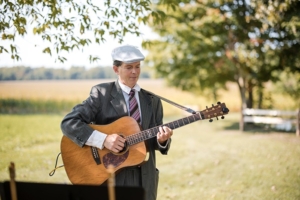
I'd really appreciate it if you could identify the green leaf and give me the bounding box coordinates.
[42,47,52,56]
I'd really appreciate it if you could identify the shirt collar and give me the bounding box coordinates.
[118,79,141,94]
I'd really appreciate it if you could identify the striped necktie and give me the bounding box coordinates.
[129,89,141,124]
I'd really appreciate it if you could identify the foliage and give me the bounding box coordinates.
[143,0,300,109]
[0,0,166,63]
[274,70,300,107]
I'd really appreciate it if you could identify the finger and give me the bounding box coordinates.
[157,131,162,139]
[112,147,119,153]
[163,126,172,133]
[117,141,124,148]
[117,135,126,143]
[162,126,168,131]
[158,126,162,133]
[159,126,165,134]
[115,145,122,152]
[163,126,173,136]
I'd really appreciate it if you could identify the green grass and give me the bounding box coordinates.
[0,114,70,183]
[0,98,77,114]
[1,114,300,200]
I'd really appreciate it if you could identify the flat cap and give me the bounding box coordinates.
[111,44,145,63]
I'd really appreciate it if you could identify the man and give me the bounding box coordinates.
[61,44,173,200]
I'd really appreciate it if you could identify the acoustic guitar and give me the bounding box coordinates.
[61,102,229,185]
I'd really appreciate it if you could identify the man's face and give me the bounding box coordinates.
[113,61,141,88]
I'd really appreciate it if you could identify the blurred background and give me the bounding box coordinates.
[0,0,299,199]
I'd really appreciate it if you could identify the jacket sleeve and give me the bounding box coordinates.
[60,86,103,147]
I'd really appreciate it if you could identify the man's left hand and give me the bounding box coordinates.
[157,126,173,144]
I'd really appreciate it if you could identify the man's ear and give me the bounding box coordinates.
[113,65,119,74]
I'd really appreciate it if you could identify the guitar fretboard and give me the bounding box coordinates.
[126,112,203,146]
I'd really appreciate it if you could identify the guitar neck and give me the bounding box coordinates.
[126,112,203,146]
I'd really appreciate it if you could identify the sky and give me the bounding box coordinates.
[0,25,156,69]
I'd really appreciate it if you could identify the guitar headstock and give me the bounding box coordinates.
[200,102,229,122]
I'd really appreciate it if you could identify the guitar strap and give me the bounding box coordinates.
[142,89,197,114]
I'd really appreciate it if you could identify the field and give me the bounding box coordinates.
[0,79,242,115]
[0,79,300,199]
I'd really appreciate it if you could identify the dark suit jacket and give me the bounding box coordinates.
[61,80,171,200]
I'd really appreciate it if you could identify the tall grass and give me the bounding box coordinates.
[0,79,297,115]
[0,98,76,114]
[0,79,241,115]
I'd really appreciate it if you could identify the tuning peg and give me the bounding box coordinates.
[216,116,219,120]
[221,116,225,119]
[209,119,213,122]
[217,102,221,105]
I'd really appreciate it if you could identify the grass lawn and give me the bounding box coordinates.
[0,113,299,199]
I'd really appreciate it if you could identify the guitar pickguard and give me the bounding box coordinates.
[103,151,129,168]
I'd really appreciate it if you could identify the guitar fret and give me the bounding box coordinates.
[147,131,150,138]
[152,127,158,136]
[187,116,191,123]
[165,122,170,129]
[171,122,175,129]
[131,135,137,144]
[127,137,131,145]
[153,128,157,137]
[175,120,179,128]
[183,117,189,124]
[134,134,139,143]
[144,130,148,138]
[126,136,131,145]
[170,122,175,129]
[174,121,178,128]
[178,119,185,127]
[132,135,135,144]
[188,115,195,123]
[141,131,145,140]
[194,113,201,120]
[164,123,169,129]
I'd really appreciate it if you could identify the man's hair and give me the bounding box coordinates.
[113,60,122,67]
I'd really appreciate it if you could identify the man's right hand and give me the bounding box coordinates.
[103,134,126,153]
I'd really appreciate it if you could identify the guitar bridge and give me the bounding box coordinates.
[90,147,101,165]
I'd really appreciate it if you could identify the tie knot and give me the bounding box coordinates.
[129,89,135,97]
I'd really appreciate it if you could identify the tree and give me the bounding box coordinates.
[0,0,166,63]
[143,0,300,114]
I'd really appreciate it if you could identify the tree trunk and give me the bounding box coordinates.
[247,80,253,108]
[257,85,263,109]
[237,76,247,132]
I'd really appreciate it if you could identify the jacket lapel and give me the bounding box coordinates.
[110,81,128,117]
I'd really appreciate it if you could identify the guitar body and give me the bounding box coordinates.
[61,116,146,185]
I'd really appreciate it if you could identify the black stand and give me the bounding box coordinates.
[0,181,144,200]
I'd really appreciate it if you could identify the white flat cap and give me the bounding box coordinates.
[111,44,145,63]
